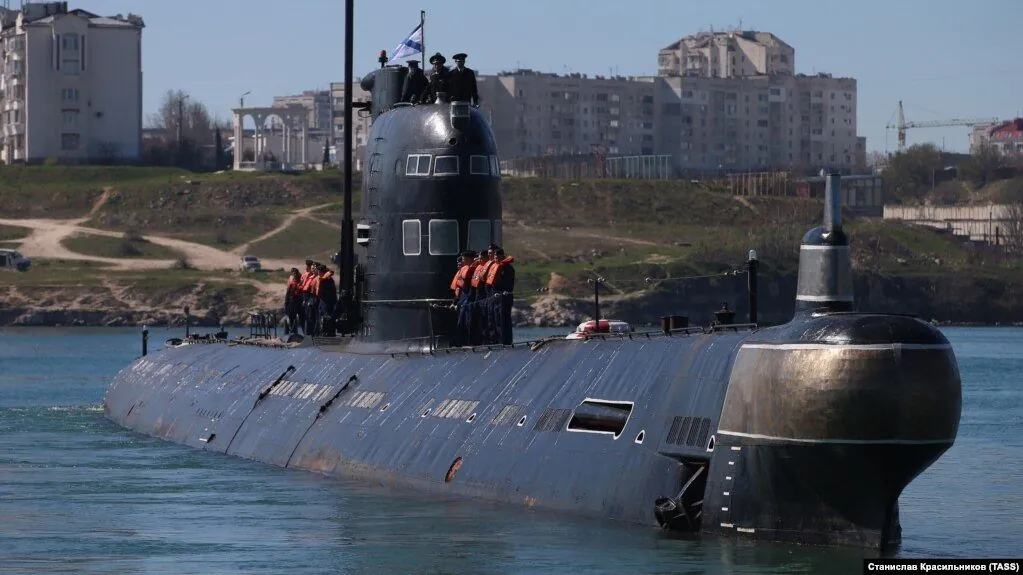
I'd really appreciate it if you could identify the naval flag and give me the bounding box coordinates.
[387,23,424,65]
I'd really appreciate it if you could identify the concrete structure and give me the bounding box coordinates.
[478,70,657,158]
[231,105,313,171]
[328,80,371,167]
[657,30,795,79]
[0,2,144,163]
[884,204,1018,246]
[272,89,330,131]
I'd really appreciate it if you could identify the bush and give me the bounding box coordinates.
[173,257,194,269]
[119,241,142,257]
[123,228,144,242]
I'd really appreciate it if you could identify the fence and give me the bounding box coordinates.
[500,154,673,180]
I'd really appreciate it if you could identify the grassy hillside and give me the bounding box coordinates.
[2,165,1021,325]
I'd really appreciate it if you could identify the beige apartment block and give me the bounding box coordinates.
[0,2,144,163]
[478,70,657,158]
[657,30,795,79]
[272,90,331,131]
[328,81,371,161]
[655,73,859,173]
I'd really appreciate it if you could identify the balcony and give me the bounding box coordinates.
[3,122,25,137]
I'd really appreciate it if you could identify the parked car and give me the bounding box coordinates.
[239,255,261,272]
[0,248,31,271]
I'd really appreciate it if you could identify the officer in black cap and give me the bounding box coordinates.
[426,52,449,103]
[401,59,429,104]
[447,52,479,106]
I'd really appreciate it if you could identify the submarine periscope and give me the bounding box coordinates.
[102,0,961,551]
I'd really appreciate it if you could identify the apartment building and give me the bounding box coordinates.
[657,30,795,79]
[654,29,859,174]
[479,70,656,158]
[0,2,144,163]
[328,81,371,164]
[272,89,330,131]
[655,72,859,172]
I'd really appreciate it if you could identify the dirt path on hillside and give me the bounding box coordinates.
[230,202,337,256]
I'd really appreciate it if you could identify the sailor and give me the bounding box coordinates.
[303,261,322,336]
[401,60,430,104]
[297,259,316,333]
[447,53,479,106]
[426,52,449,103]
[451,250,478,346]
[284,268,303,334]
[484,246,514,344]
[468,249,493,345]
[317,263,338,337]
[493,248,516,345]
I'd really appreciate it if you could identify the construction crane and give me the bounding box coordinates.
[886,100,999,151]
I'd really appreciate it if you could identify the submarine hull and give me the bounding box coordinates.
[103,312,961,549]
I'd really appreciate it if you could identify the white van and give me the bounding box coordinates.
[0,249,31,271]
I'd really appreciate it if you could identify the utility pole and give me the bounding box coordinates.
[176,93,189,166]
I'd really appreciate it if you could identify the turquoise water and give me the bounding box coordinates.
[0,326,1020,574]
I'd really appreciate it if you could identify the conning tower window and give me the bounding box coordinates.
[467,220,491,253]
[406,154,431,176]
[434,155,459,176]
[402,219,422,255]
[490,155,500,176]
[429,220,459,255]
[469,155,490,175]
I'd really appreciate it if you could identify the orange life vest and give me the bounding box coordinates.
[470,260,493,288]
[485,256,514,286]
[300,271,315,293]
[286,277,302,297]
[450,263,475,297]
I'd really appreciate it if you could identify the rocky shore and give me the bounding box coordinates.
[4,270,1023,328]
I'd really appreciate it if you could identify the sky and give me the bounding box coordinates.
[72,0,1023,154]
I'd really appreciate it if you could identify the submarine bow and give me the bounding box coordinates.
[102,16,962,550]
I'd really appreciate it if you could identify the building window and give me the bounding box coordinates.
[402,219,421,256]
[434,155,458,176]
[467,220,490,253]
[405,154,431,176]
[61,88,79,101]
[62,60,80,75]
[469,155,490,175]
[61,34,79,51]
[61,133,80,150]
[428,219,459,256]
[62,110,78,127]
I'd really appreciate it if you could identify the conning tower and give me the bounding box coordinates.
[356,68,502,344]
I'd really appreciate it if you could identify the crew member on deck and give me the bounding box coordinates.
[426,52,449,103]
[302,261,322,336]
[487,247,516,345]
[316,263,338,337]
[284,268,303,334]
[468,249,493,345]
[401,60,430,104]
[451,250,478,346]
[297,259,316,333]
[447,53,479,106]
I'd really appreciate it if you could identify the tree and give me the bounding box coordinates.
[959,141,1009,187]
[881,143,943,203]
[322,137,330,166]
[1004,201,1023,257]
[214,127,224,169]
[146,89,217,147]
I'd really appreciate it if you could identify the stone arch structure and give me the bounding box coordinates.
[231,107,310,171]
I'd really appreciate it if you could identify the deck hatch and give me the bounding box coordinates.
[492,404,524,426]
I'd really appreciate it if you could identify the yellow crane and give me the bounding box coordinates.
[885,100,999,151]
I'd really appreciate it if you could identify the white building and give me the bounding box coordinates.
[0,2,144,164]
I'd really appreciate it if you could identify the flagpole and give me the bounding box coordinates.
[420,10,426,69]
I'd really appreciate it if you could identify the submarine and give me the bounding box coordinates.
[102,0,962,551]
